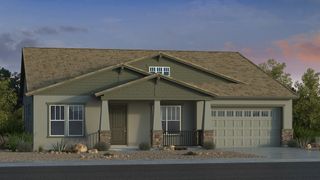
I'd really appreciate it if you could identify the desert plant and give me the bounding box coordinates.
[183,151,198,156]
[202,141,215,150]
[16,141,33,152]
[51,140,67,152]
[38,146,44,152]
[5,133,32,151]
[287,139,298,148]
[139,142,150,150]
[94,141,110,151]
[294,127,316,148]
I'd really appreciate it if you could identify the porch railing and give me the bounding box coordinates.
[162,130,203,146]
[86,131,100,149]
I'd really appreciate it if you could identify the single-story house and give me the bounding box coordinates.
[22,48,297,150]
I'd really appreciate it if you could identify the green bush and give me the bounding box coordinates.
[16,141,33,152]
[94,142,110,151]
[287,139,298,148]
[38,146,44,152]
[139,142,151,151]
[51,140,67,152]
[5,133,32,151]
[202,141,215,150]
[294,127,317,148]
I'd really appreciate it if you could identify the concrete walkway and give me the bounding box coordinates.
[0,147,319,167]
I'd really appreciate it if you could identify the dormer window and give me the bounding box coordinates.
[149,66,170,76]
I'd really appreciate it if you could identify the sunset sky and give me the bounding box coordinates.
[1,0,320,82]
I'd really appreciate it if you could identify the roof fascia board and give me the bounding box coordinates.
[95,73,217,97]
[25,63,147,96]
[158,52,245,84]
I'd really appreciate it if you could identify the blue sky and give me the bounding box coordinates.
[1,0,320,81]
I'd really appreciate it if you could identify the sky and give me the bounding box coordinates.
[1,0,320,82]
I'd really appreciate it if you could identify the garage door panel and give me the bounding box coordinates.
[212,108,281,148]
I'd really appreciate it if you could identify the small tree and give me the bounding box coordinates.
[0,79,18,135]
[293,68,320,130]
[259,59,293,88]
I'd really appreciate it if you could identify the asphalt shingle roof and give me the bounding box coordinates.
[22,47,296,98]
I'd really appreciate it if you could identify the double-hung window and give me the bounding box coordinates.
[161,106,181,132]
[49,104,84,136]
[149,66,170,76]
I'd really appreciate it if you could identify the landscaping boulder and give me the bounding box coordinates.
[88,149,98,154]
[73,143,88,153]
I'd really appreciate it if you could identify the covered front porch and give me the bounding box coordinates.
[96,100,209,147]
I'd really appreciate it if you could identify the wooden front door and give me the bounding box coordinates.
[109,104,127,145]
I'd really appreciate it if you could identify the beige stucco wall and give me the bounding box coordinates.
[32,95,101,150]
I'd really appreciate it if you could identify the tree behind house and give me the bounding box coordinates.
[259,59,293,88]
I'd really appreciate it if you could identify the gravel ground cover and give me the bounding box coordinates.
[0,149,261,162]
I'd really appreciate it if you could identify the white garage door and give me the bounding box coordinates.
[212,108,281,148]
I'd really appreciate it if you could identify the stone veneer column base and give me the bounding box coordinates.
[203,130,214,144]
[99,130,111,144]
[281,129,293,146]
[152,130,163,147]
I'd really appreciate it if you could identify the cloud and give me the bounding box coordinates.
[0,32,39,71]
[21,26,88,36]
[275,32,320,62]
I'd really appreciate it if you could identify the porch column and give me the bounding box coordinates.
[99,100,111,144]
[281,100,293,146]
[152,100,162,147]
[196,101,204,130]
[202,101,214,144]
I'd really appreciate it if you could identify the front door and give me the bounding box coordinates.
[109,104,127,145]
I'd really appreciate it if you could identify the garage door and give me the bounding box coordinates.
[212,108,281,148]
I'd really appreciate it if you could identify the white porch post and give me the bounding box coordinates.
[152,100,162,147]
[99,100,111,144]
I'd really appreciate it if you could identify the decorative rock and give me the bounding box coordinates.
[307,144,312,150]
[80,154,86,159]
[88,149,98,154]
[169,145,175,151]
[73,143,88,153]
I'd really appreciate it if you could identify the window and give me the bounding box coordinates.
[161,106,181,132]
[253,111,260,117]
[49,104,84,136]
[226,111,234,117]
[244,111,251,117]
[261,111,269,117]
[217,111,225,117]
[211,110,216,117]
[149,66,170,76]
[235,111,243,117]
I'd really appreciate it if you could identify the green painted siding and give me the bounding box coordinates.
[129,56,232,84]
[102,79,212,100]
[37,68,143,95]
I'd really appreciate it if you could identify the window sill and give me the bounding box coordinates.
[47,135,85,138]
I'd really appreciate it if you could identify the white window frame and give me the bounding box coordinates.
[161,105,181,132]
[149,66,171,76]
[49,104,84,137]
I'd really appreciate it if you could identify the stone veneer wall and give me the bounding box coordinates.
[203,130,214,144]
[99,130,111,144]
[152,130,163,147]
[281,129,293,146]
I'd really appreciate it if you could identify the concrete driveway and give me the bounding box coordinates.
[220,147,320,161]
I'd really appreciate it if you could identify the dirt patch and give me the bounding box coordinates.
[0,149,261,162]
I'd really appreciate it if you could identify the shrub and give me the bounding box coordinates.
[294,127,316,148]
[51,140,67,152]
[139,142,150,151]
[16,141,33,152]
[5,133,32,151]
[94,142,110,151]
[203,141,215,150]
[287,139,298,148]
[38,146,44,152]
[183,151,198,156]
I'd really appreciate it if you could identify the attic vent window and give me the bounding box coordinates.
[149,66,170,76]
